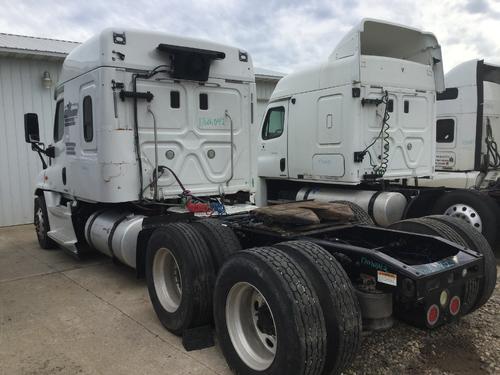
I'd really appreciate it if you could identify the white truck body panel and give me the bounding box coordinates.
[434,60,500,172]
[258,19,443,185]
[419,59,500,188]
[37,28,255,203]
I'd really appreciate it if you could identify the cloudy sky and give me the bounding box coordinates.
[0,0,499,73]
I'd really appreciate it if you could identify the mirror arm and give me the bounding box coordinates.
[31,142,48,169]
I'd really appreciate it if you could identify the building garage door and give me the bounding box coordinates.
[0,56,61,226]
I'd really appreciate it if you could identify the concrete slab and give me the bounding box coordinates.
[0,225,229,375]
[0,244,54,282]
[0,272,220,374]
[63,263,231,374]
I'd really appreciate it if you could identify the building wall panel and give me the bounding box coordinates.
[0,56,60,226]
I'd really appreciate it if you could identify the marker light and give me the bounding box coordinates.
[427,304,440,326]
[449,296,461,316]
[439,290,449,307]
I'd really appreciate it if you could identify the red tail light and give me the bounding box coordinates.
[449,296,461,316]
[427,304,440,326]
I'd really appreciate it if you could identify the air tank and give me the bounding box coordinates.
[296,187,407,226]
[85,210,144,268]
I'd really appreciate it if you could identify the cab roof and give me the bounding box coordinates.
[445,59,500,87]
[58,28,254,86]
[271,18,444,100]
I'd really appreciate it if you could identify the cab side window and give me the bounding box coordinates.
[262,106,285,140]
[436,119,455,143]
[83,96,93,142]
[53,100,64,142]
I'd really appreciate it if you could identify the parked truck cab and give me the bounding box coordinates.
[25,28,256,256]
[256,19,444,223]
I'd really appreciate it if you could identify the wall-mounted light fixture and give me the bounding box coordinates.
[42,71,52,89]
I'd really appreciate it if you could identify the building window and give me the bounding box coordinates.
[199,93,208,110]
[436,119,455,143]
[262,106,285,140]
[437,88,459,101]
[53,100,64,142]
[170,91,180,108]
[83,96,93,142]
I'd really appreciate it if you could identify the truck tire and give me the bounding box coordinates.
[389,217,467,246]
[388,217,480,314]
[146,223,215,335]
[424,215,497,312]
[431,190,499,246]
[34,195,57,249]
[330,200,374,225]
[191,219,241,271]
[214,247,326,375]
[274,241,361,375]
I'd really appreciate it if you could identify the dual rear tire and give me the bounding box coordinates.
[145,220,240,335]
[214,242,361,375]
[146,221,361,375]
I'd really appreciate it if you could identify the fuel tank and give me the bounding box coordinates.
[85,210,144,268]
[296,187,407,226]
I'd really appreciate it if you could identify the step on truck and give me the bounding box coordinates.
[24,20,496,375]
[416,60,500,245]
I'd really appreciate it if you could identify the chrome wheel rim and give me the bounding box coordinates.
[444,204,483,232]
[226,282,277,371]
[153,248,182,312]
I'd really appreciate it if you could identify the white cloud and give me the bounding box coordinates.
[0,0,498,73]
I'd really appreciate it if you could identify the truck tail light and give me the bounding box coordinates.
[449,296,461,316]
[426,304,440,326]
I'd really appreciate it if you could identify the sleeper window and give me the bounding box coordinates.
[436,119,455,143]
[83,96,93,142]
[170,91,180,108]
[199,93,208,110]
[262,107,285,140]
[53,100,64,142]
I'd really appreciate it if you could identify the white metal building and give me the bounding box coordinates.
[0,33,283,227]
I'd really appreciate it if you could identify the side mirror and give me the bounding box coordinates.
[24,113,40,143]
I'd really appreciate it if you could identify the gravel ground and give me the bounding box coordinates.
[345,264,500,375]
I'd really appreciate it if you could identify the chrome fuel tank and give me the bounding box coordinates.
[85,210,144,268]
[296,187,407,226]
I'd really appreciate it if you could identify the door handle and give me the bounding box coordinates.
[280,158,286,172]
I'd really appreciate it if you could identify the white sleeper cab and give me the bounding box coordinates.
[256,22,499,246]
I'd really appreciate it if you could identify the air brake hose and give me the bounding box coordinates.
[485,117,500,169]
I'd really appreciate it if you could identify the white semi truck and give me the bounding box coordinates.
[24,20,496,375]
[416,60,500,245]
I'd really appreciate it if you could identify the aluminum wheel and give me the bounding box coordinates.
[444,204,483,232]
[153,247,182,313]
[35,206,45,238]
[226,282,277,371]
